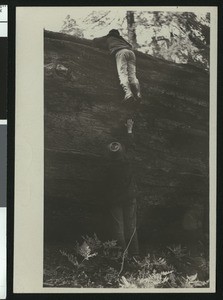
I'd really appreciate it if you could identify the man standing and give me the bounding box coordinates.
[104,119,139,256]
[93,29,142,103]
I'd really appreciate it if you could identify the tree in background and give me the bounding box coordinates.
[60,15,84,38]
[60,11,210,69]
[126,11,138,49]
[80,10,127,38]
[137,11,210,69]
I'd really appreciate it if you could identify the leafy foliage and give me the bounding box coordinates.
[181,273,209,288]
[44,235,209,288]
[60,15,84,38]
[60,10,210,69]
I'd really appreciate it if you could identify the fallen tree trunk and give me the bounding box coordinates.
[44,30,209,246]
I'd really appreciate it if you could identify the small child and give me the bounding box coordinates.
[93,29,142,103]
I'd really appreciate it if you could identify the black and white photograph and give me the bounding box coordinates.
[43,7,214,290]
[14,6,217,293]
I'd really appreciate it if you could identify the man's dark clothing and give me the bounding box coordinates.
[104,134,139,255]
[105,158,137,206]
[105,157,138,255]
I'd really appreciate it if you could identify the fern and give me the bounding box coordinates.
[82,233,102,252]
[79,241,98,261]
[181,273,209,288]
[60,250,79,267]
[48,235,210,288]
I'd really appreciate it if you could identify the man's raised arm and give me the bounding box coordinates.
[125,119,136,153]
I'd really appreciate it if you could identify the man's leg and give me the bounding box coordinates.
[123,198,139,256]
[127,51,142,100]
[116,50,134,101]
[110,204,126,250]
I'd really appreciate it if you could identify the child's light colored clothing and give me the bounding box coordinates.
[93,33,141,101]
[115,48,139,89]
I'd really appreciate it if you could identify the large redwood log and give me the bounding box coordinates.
[44,30,209,246]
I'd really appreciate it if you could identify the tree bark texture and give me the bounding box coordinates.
[126,11,138,49]
[44,31,209,246]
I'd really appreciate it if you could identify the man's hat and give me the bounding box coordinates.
[108,142,123,153]
[107,142,126,160]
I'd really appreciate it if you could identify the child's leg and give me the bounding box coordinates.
[116,50,133,100]
[127,52,142,99]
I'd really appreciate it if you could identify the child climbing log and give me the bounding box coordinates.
[93,29,142,103]
[44,30,209,252]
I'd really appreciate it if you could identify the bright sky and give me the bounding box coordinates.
[44,8,129,38]
[42,7,209,40]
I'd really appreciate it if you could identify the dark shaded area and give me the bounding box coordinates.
[0,125,7,207]
[0,38,8,119]
[44,30,209,249]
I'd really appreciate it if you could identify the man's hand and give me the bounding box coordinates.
[125,118,134,134]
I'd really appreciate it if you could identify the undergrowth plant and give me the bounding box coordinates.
[44,234,209,288]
